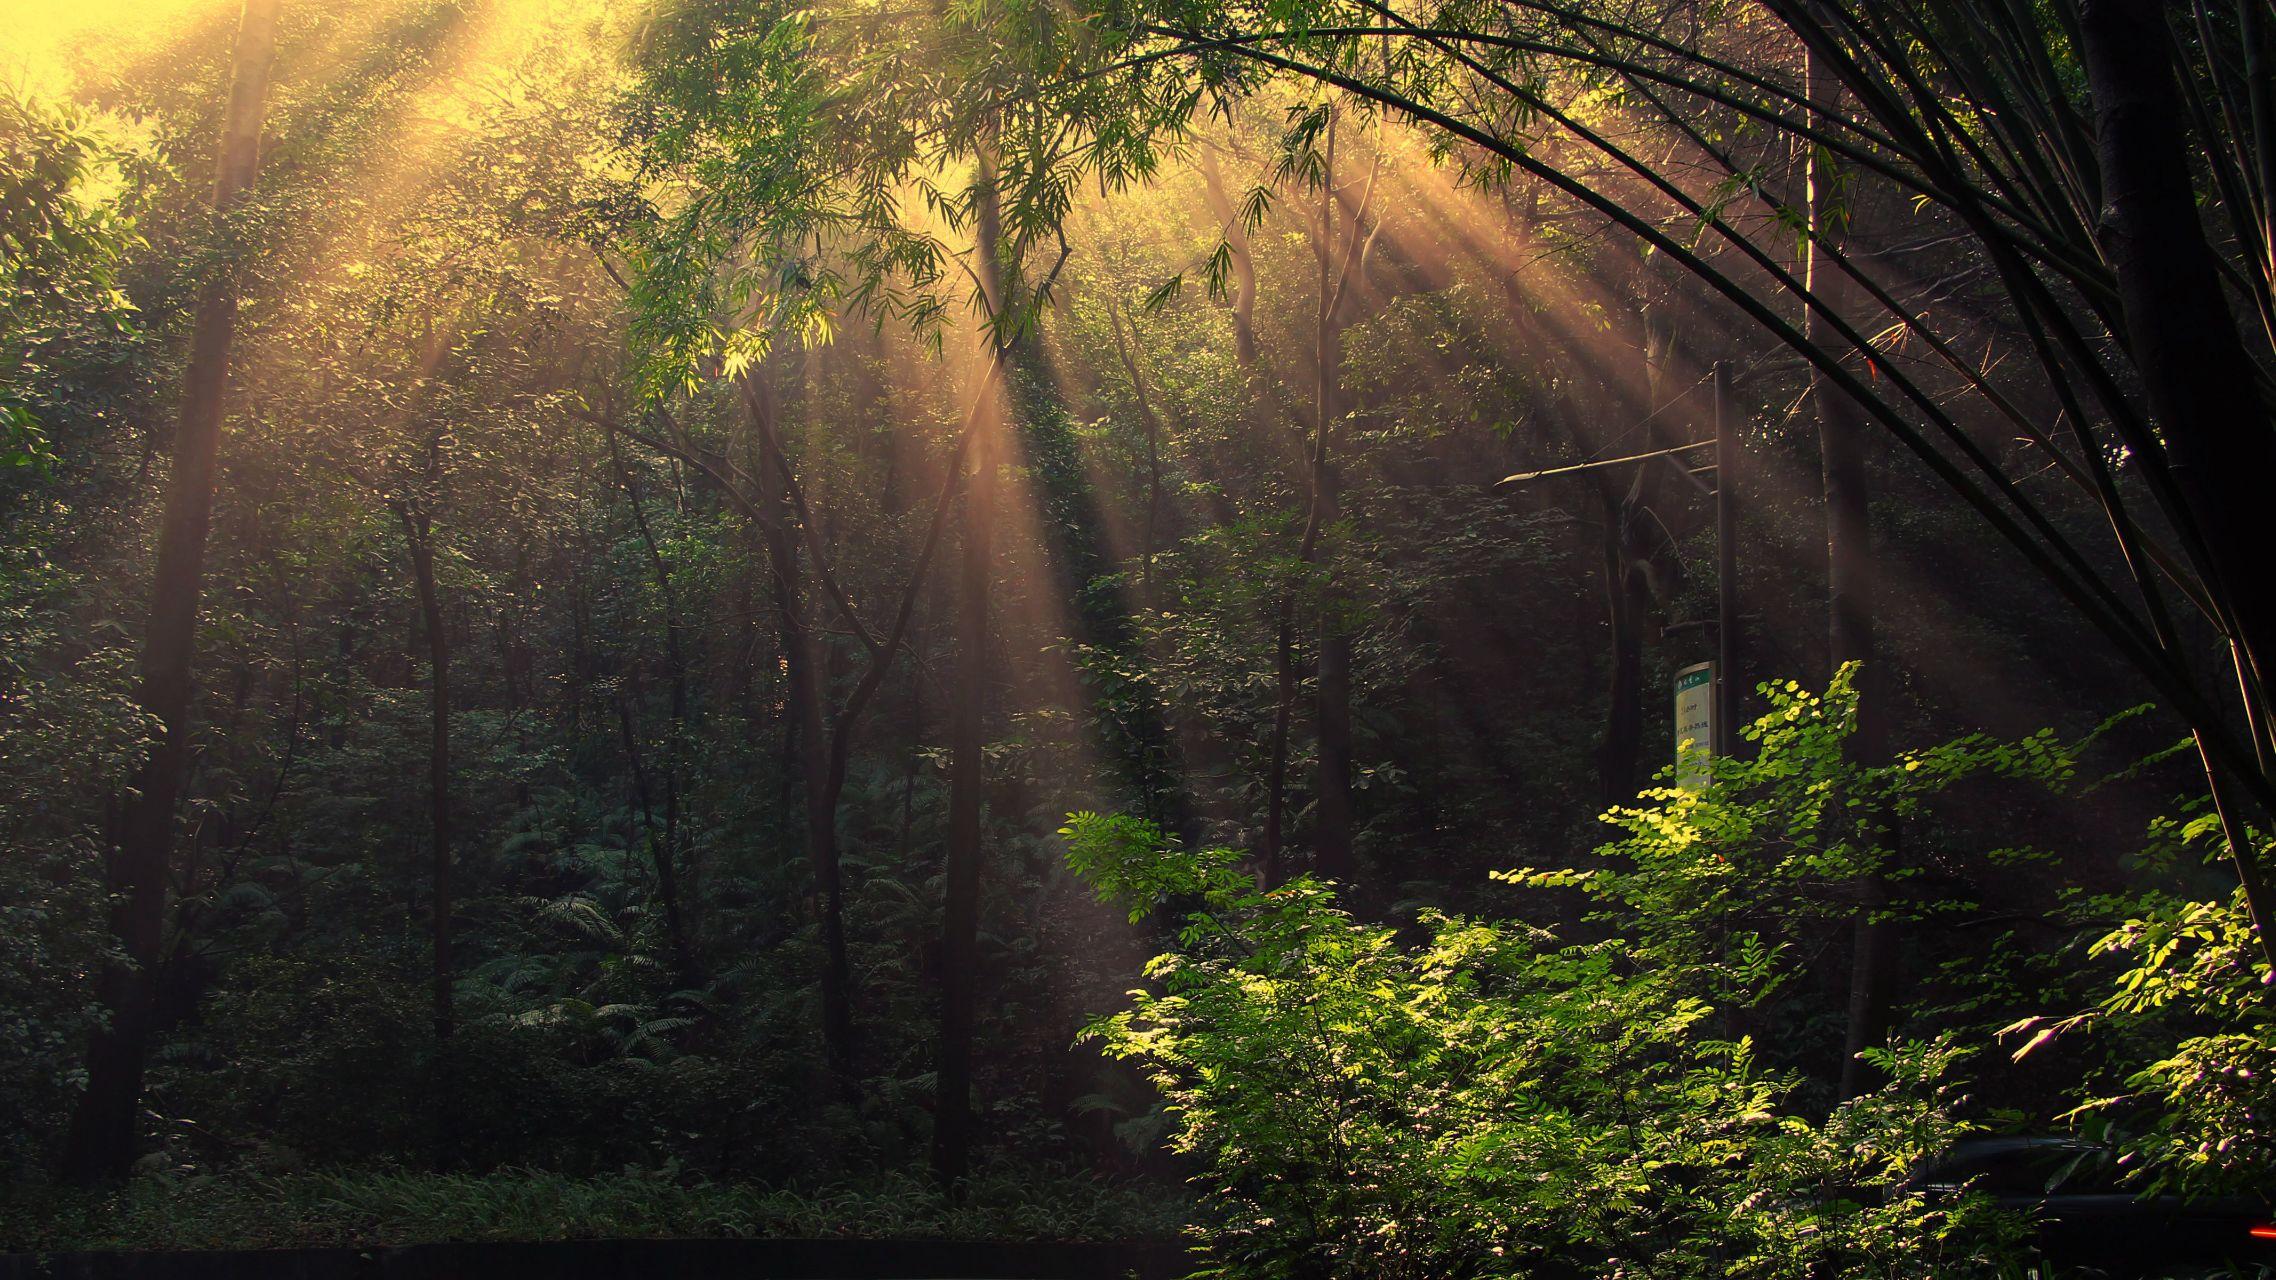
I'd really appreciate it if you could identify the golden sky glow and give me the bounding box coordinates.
[0,0,236,94]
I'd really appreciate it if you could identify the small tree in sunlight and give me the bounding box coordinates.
[1525,667,2086,1028]
[2076,880,2276,1201]
[1062,673,2063,1278]
[2012,808,2276,1203]
[0,84,147,473]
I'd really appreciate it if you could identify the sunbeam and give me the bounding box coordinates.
[6,1,2273,1268]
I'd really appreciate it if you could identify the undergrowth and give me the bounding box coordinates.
[0,1166,1188,1252]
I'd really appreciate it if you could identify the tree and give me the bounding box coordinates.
[1259,109,1380,885]
[391,458,454,1051]
[604,423,697,984]
[1799,25,1894,1101]
[0,85,144,474]
[933,149,1015,1192]
[2075,0,2276,954]
[996,0,2276,973]
[63,0,281,1185]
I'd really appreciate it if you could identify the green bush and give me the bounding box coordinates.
[1063,675,2039,1279]
[2020,810,2276,1201]
[0,550,152,1174]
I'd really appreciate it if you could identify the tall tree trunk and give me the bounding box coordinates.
[62,0,281,1186]
[933,409,994,1192]
[1265,116,1373,885]
[1806,35,1895,1101]
[1594,474,1647,810]
[2081,0,2276,963]
[1503,199,1658,811]
[2244,0,2276,301]
[1106,299,1195,835]
[1714,362,1743,757]
[1261,604,1301,883]
[896,606,930,862]
[797,648,854,1092]
[616,693,692,986]
[932,391,999,1178]
[566,559,593,735]
[1106,301,1167,612]
[743,379,857,1087]
[1310,140,1356,886]
[1198,147,1261,378]
[1594,274,1677,812]
[934,153,1011,1192]
[1313,630,1355,881]
[399,505,454,1049]
[609,428,696,982]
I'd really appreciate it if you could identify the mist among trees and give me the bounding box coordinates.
[5,0,2276,1274]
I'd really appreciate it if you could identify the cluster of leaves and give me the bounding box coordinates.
[0,76,165,1179]
[0,84,149,472]
[0,556,153,1171]
[1061,677,2051,1279]
[1519,669,2089,1025]
[2089,885,2276,1199]
[2016,807,2276,1202]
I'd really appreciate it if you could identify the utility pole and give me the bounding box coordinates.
[1498,369,1741,778]
[1713,361,1740,757]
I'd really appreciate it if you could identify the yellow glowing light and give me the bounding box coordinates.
[0,0,237,95]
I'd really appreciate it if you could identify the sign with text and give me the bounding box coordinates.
[1674,661,1715,790]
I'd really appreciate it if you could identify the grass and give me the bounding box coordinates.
[0,1166,1190,1252]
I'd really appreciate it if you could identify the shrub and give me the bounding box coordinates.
[1063,675,2038,1279]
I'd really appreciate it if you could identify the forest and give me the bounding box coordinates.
[4,0,2276,1275]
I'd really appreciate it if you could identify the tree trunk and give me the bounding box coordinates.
[1198,147,1261,378]
[1714,363,1743,757]
[743,379,857,1087]
[62,0,281,1186]
[1505,210,1662,813]
[616,692,693,986]
[1314,631,1355,882]
[934,154,1011,1193]
[933,390,995,1192]
[1261,608,1301,884]
[896,606,930,862]
[1806,35,1895,1101]
[1608,262,1678,811]
[1594,480,1647,810]
[399,506,454,1049]
[610,429,697,983]
[2242,0,2276,305]
[1310,152,1355,886]
[1266,116,1370,885]
[1106,301,1167,612]
[2081,0,2276,958]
